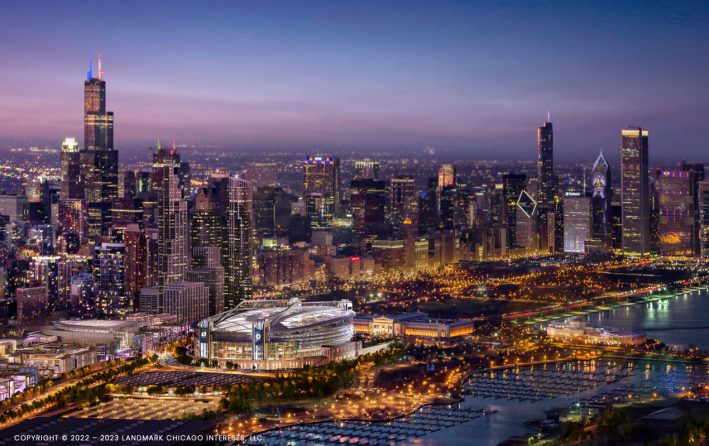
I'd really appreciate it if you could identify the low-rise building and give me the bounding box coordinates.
[354,311,474,340]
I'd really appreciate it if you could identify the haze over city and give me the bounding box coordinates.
[2,1,709,162]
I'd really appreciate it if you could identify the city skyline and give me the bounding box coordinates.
[2,1,709,162]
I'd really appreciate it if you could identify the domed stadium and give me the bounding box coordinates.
[193,298,356,370]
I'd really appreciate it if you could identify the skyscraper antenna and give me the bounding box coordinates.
[87,55,92,81]
[172,138,176,152]
[157,138,161,151]
[98,50,103,81]
[547,103,550,123]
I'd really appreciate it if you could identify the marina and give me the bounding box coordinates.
[252,404,494,445]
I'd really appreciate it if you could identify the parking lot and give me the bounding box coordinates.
[72,397,220,420]
[114,370,253,388]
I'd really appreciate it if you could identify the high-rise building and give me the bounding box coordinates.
[354,160,380,180]
[94,243,127,314]
[29,256,59,312]
[515,190,538,251]
[503,173,526,248]
[438,164,455,189]
[591,152,613,246]
[621,127,650,256]
[303,157,340,228]
[417,177,439,235]
[439,186,456,231]
[162,282,209,324]
[191,187,222,251]
[537,111,554,205]
[61,138,82,199]
[16,287,49,328]
[698,181,709,260]
[157,166,188,309]
[58,199,88,247]
[351,180,385,255]
[186,266,224,316]
[118,171,137,199]
[386,175,417,234]
[59,258,90,310]
[70,273,97,316]
[563,193,592,253]
[658,171,696,257]
[151,140,190,199]
[124,224,147,309]
[226,170,254,307]
[81,54,118,243]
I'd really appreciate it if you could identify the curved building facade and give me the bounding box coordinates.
[547,317,647,346]
[194,298,355,369]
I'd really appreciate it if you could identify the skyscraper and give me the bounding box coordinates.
[60,138,82,199]
[226,170,254,307]
[503,173,526,248]
[81,53,118,243]
[124,224,147,309]
[658,171,696,257]
[591,151,613,246]
[58,199,88,248]
[698,181,709,259]
[385,175,416,234]
[303,156,340,228]
[355,160,380,180]
[563,193,592,253]
[621,127,650,256]
[516,190,538,251]
[351,178,386,255]
[157,166,188,309]
[537,109,554,206]
[438,164,455,189]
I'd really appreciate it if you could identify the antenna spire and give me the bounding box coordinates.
[87,55,92,81]
[172,138,176,152]
[157,138,161,151]
[547,103,550,123]
[98,50,103,81]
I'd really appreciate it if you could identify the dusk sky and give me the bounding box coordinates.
[1,0,709,163]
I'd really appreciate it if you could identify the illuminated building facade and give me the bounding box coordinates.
[81,55,118,243]
[60,138,82,199]
[699,181,709,259]
[303,156,340,228]
[563,193,592,253]
[621,127,650,256]
[353,312,473,339]
[537,118,554,206]
[503,173,526,248]
[157,166,188,309]
[438,164,455,189]
[124,224,147,308]
[226,170,254,307]
[17,287,49,328]
[194,298,354,369]
[58,199,88,247]
[385,175,416,233]
[351,178,385,255]
[354,160,380,180]
[515,190,538,251]
[658,170,696,257]
[591,151,613,246]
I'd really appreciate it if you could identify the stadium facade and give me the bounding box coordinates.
[193,298,359,370]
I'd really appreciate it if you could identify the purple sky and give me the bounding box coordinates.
[1,1,709,163]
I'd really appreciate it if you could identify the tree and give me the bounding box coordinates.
[225,361,234,370]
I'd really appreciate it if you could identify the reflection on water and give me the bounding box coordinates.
[582,289,709,350]
[257,290,709,446]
